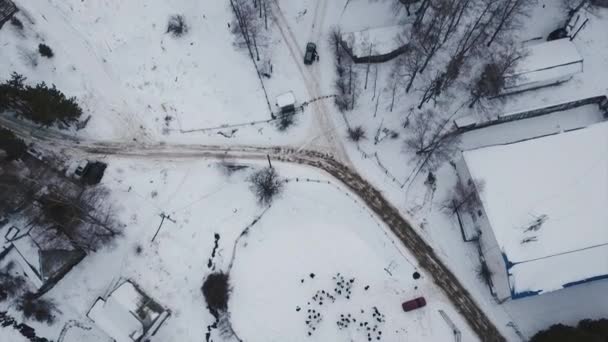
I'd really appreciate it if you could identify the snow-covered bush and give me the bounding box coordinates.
[166,15,188,37]
[347,126,366,142]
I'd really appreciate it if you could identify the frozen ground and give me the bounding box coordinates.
[1,0,608,340]
[1,157,475,341]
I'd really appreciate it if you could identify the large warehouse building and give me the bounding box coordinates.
[457,121,608,300]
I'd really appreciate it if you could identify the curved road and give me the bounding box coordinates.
[1,114,505,342]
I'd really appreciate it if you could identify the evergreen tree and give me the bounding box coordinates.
[0,73,82,127]
[0,128,27,161]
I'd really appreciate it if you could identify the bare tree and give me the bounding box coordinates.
[487,0,536,47]
[444,178,485,214]
[248,167,283,206]
[404,109,461,175]
[37,186,121,252]
[469,46,523,108]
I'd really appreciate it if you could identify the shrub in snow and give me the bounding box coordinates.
[347,126,366,142]
[167,15,188,37]
[38,44,54,58]
[275,111,296,131]
[10,17,24,30]
[248,167,283,206]
[443,178,484,215]
[134,244,143,256]
[17,293,56,324]
[0,262,26,302]
[202,272,231,318]
[0,72,82,127]
[476,260,493,285]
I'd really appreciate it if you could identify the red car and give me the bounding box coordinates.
[402,297,427,312]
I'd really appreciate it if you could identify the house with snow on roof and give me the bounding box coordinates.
[0,223,86,294]
[456,121,608,301]
[87,280,170,342]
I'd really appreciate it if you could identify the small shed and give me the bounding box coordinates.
[503,39,583,94]
[340,25,409,64]
[88,281,170,342]
[275,91,296,115]
[0,0,17,29]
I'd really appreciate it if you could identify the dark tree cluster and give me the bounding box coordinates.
[17,293,57,325]
[0,157,121,253]
[0,73,82,127]
[38,44,54,58]
[0,127,27,161]
[531,319,608,342]
[275,111,296,131]
[202,272,231,318]
[37,187,121,253]
[0,262,26,302]
[248,166,283,206]
[329,28,359,112]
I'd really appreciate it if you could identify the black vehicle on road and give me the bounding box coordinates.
[304,42,317,65]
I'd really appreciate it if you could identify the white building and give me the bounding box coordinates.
[88,281,170,342]
[457,121,608,300]
[503,38,583,94]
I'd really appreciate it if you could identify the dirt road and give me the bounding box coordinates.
[0,113,505,342]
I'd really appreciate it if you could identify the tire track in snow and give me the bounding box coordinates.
[271,0,351,167]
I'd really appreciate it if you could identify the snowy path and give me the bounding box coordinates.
[0,114,505,341]
[270,0,351,167]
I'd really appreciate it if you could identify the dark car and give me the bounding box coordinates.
[402,297,426,312]
[304,42,317,65]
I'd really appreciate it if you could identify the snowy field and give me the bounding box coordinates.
[0,0,319,146]
[1,0,608,340]
[0,157,475,341]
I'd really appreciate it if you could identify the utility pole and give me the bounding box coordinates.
[152,212,176,242]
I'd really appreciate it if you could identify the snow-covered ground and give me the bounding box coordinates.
[2,0,608,340]
[1,157,475,341]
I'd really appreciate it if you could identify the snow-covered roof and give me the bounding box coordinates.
[88,282,147,342]
[462,122,608,297]
[275,91,295,108]
[88,281,165,342]
[505,39,583,92]
[341,25,408,58]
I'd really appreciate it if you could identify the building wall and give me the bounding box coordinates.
[339,40,408,64]
[455,157,512,301]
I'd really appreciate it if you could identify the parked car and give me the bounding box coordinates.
[304,42,317,65]
[74,160,89,179]
[402,297,426,312]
